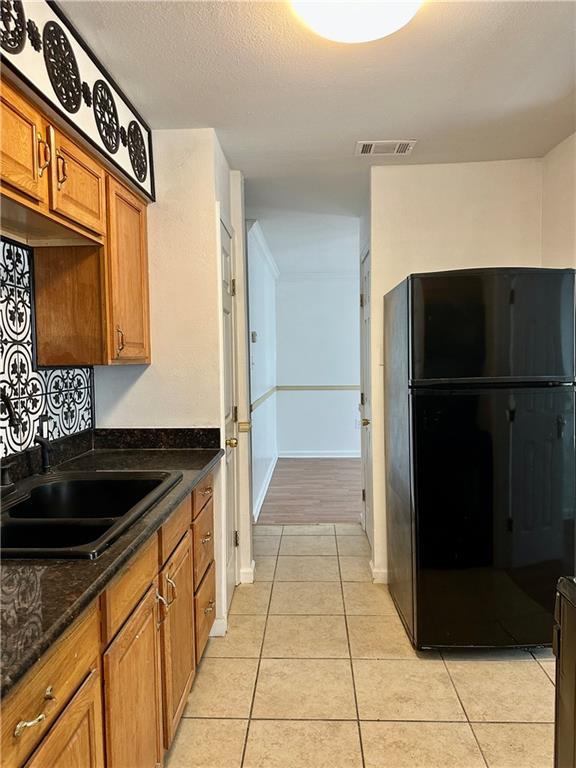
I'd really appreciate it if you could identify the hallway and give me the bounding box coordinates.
[167,523,555,768]
[258,459,363,525]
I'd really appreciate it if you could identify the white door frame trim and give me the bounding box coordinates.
[230,171,255,583]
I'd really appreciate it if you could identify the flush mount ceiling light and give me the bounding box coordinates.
[290,1,423,44]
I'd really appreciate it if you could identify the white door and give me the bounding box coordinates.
[221,220,239,607]
[360,250,373,548]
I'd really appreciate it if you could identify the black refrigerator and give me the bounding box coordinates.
[384,267,576,649]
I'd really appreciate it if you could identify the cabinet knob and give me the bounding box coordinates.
[201,532,212,545]
[362,418,371,427]
[225,437,238,449]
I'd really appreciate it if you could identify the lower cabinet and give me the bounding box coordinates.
[24,669,104,768]
[103,585,163,768]
[159,532,196,747]
[194,562,216,661]
[3,478,218,767]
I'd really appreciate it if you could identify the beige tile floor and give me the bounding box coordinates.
[167,523,556,768]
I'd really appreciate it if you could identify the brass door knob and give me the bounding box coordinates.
[225,437,238,448]
[362,418,371,427]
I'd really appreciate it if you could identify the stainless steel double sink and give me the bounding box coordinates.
[1,470,182,559]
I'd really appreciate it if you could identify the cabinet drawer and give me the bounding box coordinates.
[100,535,158,644]
[49,128,105,234]
[24,667,104,768]
[192,474,214,519]
[192,498,214,590]
[159,495,192,566]
[1,603,100,768]
[194,562,216,661]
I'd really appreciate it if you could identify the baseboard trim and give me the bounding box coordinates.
[253,454,278,522]
[240,560,255,584]
[210,617,228,637]
[370,561,388,583]
[278,451,361,459]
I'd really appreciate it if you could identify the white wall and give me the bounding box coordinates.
[94,127,234,628]
[542,133,576,268]
[370,158,544,580]
[94,128,223,427]
[247,222,279,519]
[276,272,361,457]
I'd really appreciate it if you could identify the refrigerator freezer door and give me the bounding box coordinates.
[410,270,575,384]
[412,387,575,648]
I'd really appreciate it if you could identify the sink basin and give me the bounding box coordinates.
[1,471,183,559]
[8,477,165,519]
[1,521,114,550]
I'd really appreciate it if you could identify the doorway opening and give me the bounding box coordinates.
[245,218,369,536]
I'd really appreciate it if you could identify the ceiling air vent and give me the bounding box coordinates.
[355,140,417,156]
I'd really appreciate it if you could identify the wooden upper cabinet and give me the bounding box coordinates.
[48,127,106,235]
[159,533,196,748]
[24,669,105,768]
[103,585,163,768]
[106,176,151,363]
[0,81,49,205]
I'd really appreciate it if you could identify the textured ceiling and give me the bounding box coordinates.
[61,0,576,263]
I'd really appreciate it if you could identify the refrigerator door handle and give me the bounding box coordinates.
[557,415,566,438]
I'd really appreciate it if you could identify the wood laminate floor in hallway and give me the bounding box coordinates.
[167,524,555,768]
[258,458,363,525]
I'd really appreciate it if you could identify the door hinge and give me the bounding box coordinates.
[234,530,239,547]
[360,293,365,308]
[362,488,366,502]
[231,278,236,297]
[233,405,238,423]
[360,392,365,406]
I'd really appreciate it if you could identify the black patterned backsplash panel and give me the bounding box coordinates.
[0,238,93,458]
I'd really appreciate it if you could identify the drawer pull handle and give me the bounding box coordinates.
[116,326,125,357]
[201,532,212,545]
[204,600,215,615]
[37,134,51,177]
[156,589,169,626]
[200,487,213,497]
[166,575,177,603]
[14,686,56,738]
[56,152,68,190]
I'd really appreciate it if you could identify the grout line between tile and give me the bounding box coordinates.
[441,655,490,768]
[181,713,557,724]
[335,530,366,768]
[240,526,282,767]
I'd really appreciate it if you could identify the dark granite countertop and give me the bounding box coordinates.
[0,448,224,699]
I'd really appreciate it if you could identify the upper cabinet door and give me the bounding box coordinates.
[48,127,106,235]
[0,81,49,204]
[106,177,151,363]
